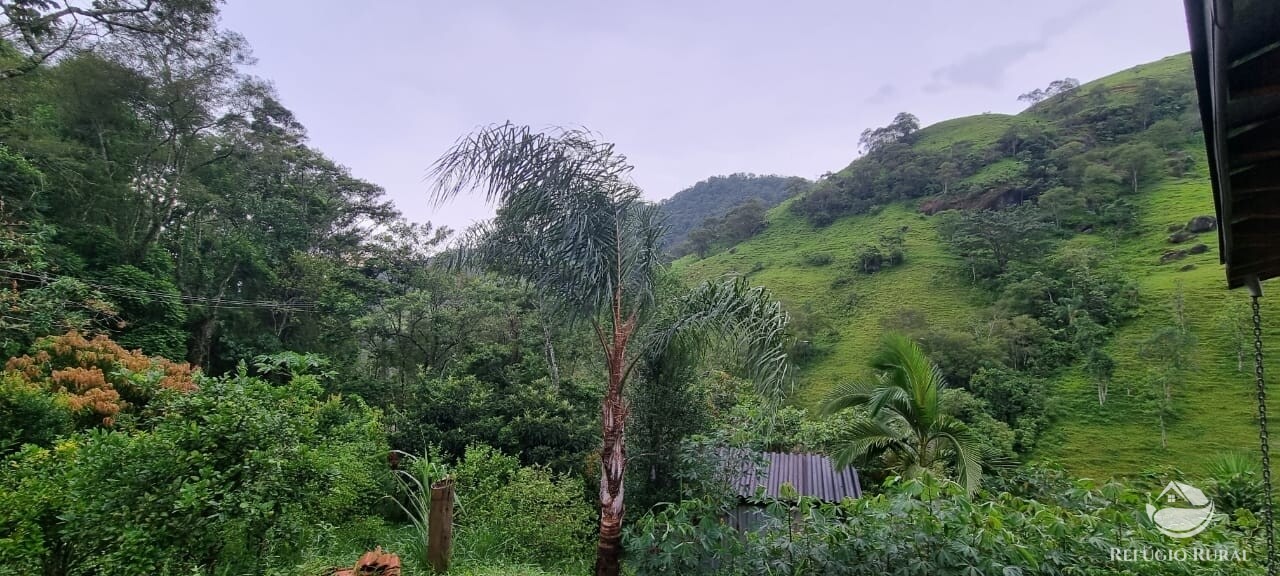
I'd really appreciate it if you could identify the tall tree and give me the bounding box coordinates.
[1112,141,1164,195]
[428,123,793,575]
[0,0,221,80]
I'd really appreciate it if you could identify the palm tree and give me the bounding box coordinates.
[821,333,985,494]
[428,123,793,576]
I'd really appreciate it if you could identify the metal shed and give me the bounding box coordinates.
[721,450,862,531]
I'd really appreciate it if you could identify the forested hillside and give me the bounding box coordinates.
[0,4,1270,573]
[658,173,804,253]
[677,53,1280,479]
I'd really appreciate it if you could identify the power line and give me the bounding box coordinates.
[0,268,318,311]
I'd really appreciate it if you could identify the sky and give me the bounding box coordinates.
[220,0,1193,233]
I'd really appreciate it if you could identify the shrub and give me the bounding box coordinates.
[408,444,593,569]
[487,466,593,565]
[801,252,833,267]
[0,373,389,575]
[3,331,196,429]
[1206,451,1267,515]
[0,373,72,454]
[853,244,883,274]
[626,475,1262,575]
[969,366,1048,452]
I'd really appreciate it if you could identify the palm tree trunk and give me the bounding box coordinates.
[595,297,634,576]
[595,383,626,576]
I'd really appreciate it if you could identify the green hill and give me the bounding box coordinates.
[657,173,805,250]
[675,53,1280,479]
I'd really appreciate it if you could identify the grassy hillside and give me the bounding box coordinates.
[675,53,1280,480]
[1044,165,1280,478]
[675,201,986,409]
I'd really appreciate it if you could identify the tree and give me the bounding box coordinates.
[679,225,715,258]
[427,123,793,576]
[1084,347,1115,405]
[0,0,220,80]
[1112,141,1164,194]
[1037,185,1086,228]
[1145,118,1186,151]
[718,198,767,243]
[936,206,1051,280]
[1018,77,1079,105]
[1221,299,1250,373]
[937,161,961,194]
[858,112,919,154]
[1138,286,1196,449]
[821,333,986,494]
[658,173,799,250]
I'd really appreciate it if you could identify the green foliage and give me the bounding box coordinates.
[676,198,772,258]
[0,218,118,358]
[969,366,1049,452]
[626,474,1261,575]
[0,144,42,213]
[800,252,832,267]
[858,112,920,154]
[389,373,599,473]
[936,205,1052,280]
[659,173,804,250]
[1205,451,1267,515]
[0,372,71,454]
[446,444,593,569]
[0,373,390,574]
[822,334,987,493]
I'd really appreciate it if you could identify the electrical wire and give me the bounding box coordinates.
[0,268,318,311]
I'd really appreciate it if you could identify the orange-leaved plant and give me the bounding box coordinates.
[4,331,196,426]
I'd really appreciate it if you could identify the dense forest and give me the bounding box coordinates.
[0,2,1272,575]
[657,173,804,253]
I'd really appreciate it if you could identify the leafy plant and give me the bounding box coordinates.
[822,333,987,493]
[1206,451,1267,515]
[0,372,390,575]
[626,474,1262,575]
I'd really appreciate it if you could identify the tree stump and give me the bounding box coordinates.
[428,477,455,573]
[327,546,401,576]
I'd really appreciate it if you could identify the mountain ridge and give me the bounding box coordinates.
[674,52,1280,479]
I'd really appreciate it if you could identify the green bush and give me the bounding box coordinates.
[448,445,591,565]
[0,373,72,454]
[1206,451,1267,515]
[487,466,593,566]
[0,373,390,575]
[801,252,833,267]
[627,475,1262,575]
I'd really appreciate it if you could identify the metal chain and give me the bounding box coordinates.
[1252,293,1276,574]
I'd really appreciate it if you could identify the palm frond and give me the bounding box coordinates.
[932,417,984,495]
[426,123,661,319]
[819,380,880,416]
[830,417,907,470]
[868,333,946,427]
[646,277,794,409]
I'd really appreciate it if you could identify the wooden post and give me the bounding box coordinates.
[428,477,454,573]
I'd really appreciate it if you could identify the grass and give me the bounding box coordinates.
[675,201,986,410]
[675,53,1280,480]
[1087,53,1193,92]
[960,157,1025,189]
[1038,163,1280,480]
[285,521,583,576]
[912,114,1021,153]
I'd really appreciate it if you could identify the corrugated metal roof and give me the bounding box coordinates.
[724,450,862,502]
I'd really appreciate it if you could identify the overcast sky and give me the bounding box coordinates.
[220,0,1191,233]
